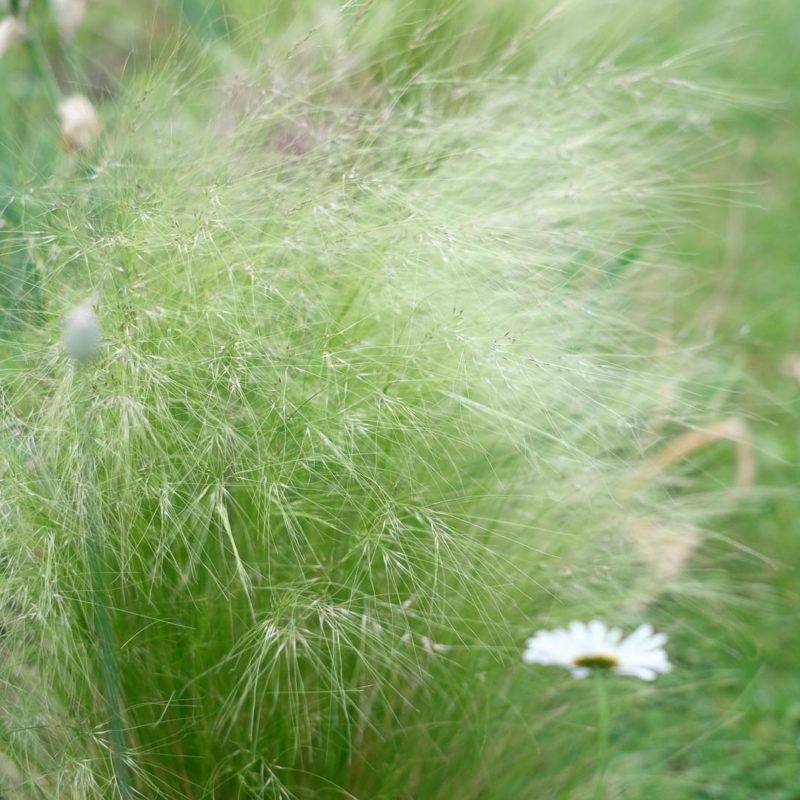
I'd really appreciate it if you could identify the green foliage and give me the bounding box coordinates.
[1,1,791,798]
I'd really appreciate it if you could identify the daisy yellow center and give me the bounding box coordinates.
[572,653,619,669]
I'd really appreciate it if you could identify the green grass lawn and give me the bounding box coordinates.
[623,3,800,797]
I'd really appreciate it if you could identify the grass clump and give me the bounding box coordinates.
[0,2,735,797]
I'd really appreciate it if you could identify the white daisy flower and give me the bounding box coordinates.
[523,620,671,681]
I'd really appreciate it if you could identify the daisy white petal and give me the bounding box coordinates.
[571,667,591,679]
[615,665,658,681]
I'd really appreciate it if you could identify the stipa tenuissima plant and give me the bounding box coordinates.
[0,2,732,798]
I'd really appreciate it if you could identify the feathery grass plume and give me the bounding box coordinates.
[0,0,734,797]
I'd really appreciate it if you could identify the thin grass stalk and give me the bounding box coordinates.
[593,674,610,800]
[77,371,134,800]
[24,27,61,104]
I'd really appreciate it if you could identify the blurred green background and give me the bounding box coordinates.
[643,4,800,797]
[1,1,798,797]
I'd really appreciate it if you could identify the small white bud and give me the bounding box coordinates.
[51,0,86,40]
[62,304,101,362]
[0,16,26,57]
[58,94,101,151]
[420,635,448,655]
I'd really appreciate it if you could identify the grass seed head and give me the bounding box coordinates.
[0,14,25,56]
[62,303,101,362]
[58,93,101,151]
[51,0,87,39]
